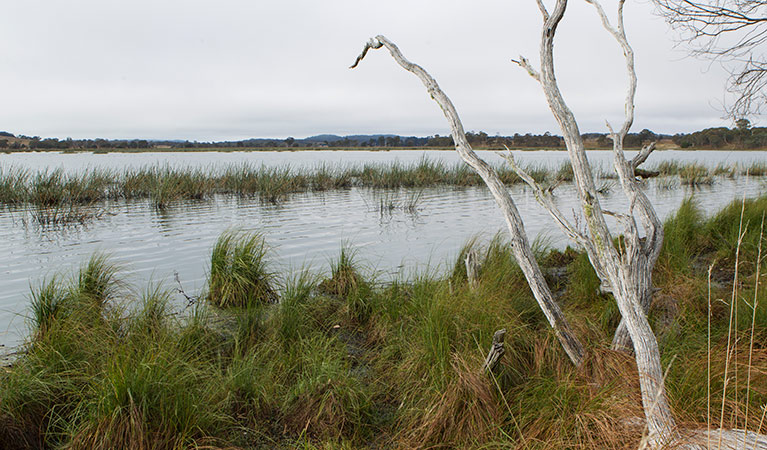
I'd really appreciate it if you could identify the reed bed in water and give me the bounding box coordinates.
[2,158,764,211]
[1,196,766,449]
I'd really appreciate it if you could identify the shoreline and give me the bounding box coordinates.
[1,195,765,448]
[4,145,765,154]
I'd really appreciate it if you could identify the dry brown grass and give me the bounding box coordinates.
[282,380,357,439]
[0,413,40,450]
[401,353,502,448]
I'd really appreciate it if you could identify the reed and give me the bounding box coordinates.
[679,163,715,187]
[554,160,574,182]
[743,161,767,176]
[0,166,29,204]
[2,159,766,214]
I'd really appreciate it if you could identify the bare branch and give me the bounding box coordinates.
[585,0,637,139]
[631,141,657,170]
[654,0,767,116]
[512,55,542,82]
[583,0,664,268]
[536,0,551,21]
[502,148,590,247]
[349,37,383,69]
[536,1,683,444]
[602,208,634,223]
[351,34,585,367]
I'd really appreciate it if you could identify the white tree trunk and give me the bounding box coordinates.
[350,1,766,445]
[526,0,684,445]
[351,36,585,368]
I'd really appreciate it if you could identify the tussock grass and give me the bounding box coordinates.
[0,166,30,204]
[658,197,705,275]
[28,277,67,341]
[318,247,365,299]
[743,161,767,176]
[207,230,278,308]
[3,197,767,448]
[679,163,715,187]
[554,160,574,182]
[655,160,684,176]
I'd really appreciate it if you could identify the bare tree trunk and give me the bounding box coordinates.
[611,269,654,352]
[521,0,683,445]
[351,37,585,368]
[349,0,763,445]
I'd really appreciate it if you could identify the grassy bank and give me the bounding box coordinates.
[1,196,766,449]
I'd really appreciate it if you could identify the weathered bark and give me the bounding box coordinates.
[350,2,767,446]
[482,329,506,373]
[685,429,767,449]
[611,267,654,351]
[351,36,585,368]
[521,0,683,445]
[465,248,480,290]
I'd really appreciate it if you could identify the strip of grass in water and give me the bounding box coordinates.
[1,197,767,449]
[2,158,764,217]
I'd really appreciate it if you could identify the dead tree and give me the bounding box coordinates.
[351,43,585,370]
[654,0,767,117]
[350,1,767,448]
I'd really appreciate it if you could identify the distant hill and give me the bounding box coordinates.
[303,134,397,143]
[0,128,707,151]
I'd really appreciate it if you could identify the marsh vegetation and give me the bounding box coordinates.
[1,158,766,226]
[1,196,765,449]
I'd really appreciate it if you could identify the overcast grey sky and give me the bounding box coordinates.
[0,0,738,141]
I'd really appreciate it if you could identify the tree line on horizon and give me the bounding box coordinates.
[2,121,766,150]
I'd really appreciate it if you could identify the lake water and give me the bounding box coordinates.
[1,149,765,350]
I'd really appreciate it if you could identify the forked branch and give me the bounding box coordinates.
[351,34,585,367]
[501,148,590,247]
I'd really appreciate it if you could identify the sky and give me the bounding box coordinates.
[0,0,741,141]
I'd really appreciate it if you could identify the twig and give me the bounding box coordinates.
[174,271,198,309]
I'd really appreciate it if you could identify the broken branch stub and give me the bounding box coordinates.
[482,329,506,373]
[465,248,480,290]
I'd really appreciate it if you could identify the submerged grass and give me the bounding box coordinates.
[2,196,767,448]
[4,158,761,217]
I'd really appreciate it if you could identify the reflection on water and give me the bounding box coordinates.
[0,150,766,349]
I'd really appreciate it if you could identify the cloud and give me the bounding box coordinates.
[0,0,738,140]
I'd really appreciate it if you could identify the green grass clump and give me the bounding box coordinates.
[4,198,767,448]
[679,163,714,186]
[554,160,574,182]
[655,160,683,176]
[318,247,372,324]
[743,161,767,176]
[28,277,68,341]
[0,167,30,204]
[318,247,364,299]
[659,197,705,274]
[207,230,278,308]
[704,195,767,265]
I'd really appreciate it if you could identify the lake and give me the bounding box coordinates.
[1,149,765,350]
